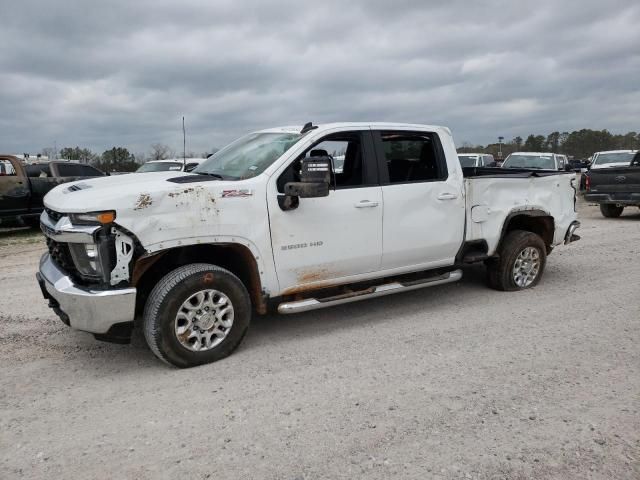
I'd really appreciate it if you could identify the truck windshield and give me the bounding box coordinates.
[503,155,555,169]
[137,162,184,172]
[592,152,635,166]
[195,132,303,180]
[458,155,478,167]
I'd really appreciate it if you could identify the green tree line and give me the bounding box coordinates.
[55,146,139,172]
[458,129,640,159]
[44,143,215,173]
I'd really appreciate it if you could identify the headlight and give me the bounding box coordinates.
[68,243,103,279]
[69,210,116,225]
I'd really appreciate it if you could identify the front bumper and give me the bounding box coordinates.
[37,253,136,334]
[584,193,640,205]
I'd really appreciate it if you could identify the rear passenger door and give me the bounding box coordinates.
[373,130,466,271]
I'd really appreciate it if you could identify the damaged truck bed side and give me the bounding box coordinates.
[36,123,580,367]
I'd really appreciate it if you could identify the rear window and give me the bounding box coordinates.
[458,155,477,167]
[593,152,635,166]
[26,164,51,177]
[503,155,555,170]
[56,163,103,177]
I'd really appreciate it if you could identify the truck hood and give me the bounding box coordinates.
[43,170,267,256]
[44,172,219,213]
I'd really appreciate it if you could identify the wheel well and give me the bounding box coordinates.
[501,212,554,253]
[132,243,266,316]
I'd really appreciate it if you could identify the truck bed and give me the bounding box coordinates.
[462,167,578,255]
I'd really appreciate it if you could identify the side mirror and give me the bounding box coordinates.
[284,156,331,199]
[279,156,331,211]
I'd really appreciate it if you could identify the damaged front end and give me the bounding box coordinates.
[36,208,138,343]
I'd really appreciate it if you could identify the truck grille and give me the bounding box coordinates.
[46,238,76,274]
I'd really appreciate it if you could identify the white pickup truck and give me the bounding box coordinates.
[37,123,580,367]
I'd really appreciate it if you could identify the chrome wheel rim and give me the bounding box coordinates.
[512,247,541,288]
[174,289,234,352]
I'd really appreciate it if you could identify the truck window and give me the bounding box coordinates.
[380,132,446,183]
[26,164,51,177]
[0,159,17,176]
[277,132,366,191]
[56,163,102,177]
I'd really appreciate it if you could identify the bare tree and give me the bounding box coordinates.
[150,143,173,160]
[41,147,56,159]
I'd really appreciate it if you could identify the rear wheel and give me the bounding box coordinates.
[599,204,624,218]
[487,230,547,291]
[143,263,251,368]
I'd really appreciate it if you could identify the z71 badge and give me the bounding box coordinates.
[221,189,253,198]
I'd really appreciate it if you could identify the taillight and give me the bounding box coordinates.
[585,175,591,192]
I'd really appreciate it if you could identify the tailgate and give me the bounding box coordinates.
[589,167,640,194]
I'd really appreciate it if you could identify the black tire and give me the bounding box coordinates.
[599,204,624,218]
[486,230,547,291]
[143,263,251,368]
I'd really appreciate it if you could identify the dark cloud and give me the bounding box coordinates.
[1,0,638,156]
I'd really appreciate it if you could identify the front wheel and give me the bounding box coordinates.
[486,230,547,291]
[599,204,624,218]
[143,264,251,368]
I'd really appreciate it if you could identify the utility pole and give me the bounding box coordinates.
[183,116,186,169]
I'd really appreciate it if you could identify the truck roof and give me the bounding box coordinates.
[593,150,637,155]
[509,152,554,156]
[256,122,452,135]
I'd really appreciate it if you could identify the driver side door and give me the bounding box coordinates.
[267,128,383,294]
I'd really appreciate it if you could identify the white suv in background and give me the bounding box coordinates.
[136,158,205,173]
[457,153,495,167]
[502,152,565,170]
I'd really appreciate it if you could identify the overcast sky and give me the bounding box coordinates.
[1,0,639,157]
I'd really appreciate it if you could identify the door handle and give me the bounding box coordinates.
[354,200,379,208]
[437,193,458,200]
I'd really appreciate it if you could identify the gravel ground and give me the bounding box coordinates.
[1,200,638,480]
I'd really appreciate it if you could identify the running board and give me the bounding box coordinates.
[278,269,463,314]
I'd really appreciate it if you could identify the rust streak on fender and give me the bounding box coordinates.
[131,252,166,286]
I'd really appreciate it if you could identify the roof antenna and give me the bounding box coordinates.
[300,122,318,134]
[182,116,186,169]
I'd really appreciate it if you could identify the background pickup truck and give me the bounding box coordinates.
[0,155,104,226]
[583,150,640,217]
[36,122,580,367]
